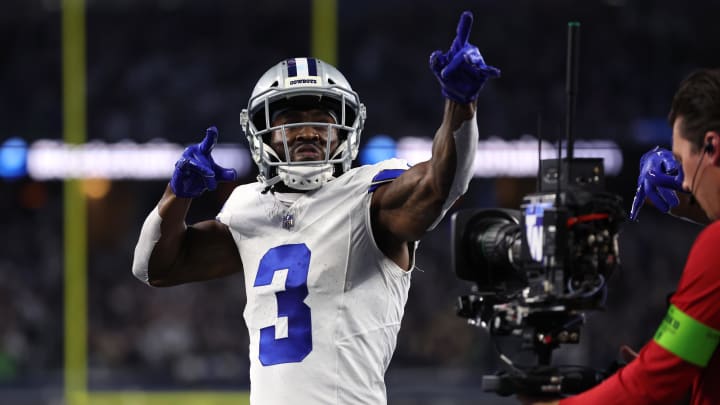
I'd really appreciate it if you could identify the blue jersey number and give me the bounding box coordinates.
[254,243,312,365]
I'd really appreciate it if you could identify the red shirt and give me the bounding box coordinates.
[561,221,720,405]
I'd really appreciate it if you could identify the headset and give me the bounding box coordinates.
[688,140,715,205]
[705,140,715,154]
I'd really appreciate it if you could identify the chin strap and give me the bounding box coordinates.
[427,112,478,230]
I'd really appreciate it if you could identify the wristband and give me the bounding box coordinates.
[132,206,162,285]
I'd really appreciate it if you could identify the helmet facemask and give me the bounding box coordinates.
[240,58,366,191]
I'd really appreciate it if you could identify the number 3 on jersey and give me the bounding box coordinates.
[254,243,312,365]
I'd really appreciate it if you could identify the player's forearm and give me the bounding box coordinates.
[153,183,194,268]
[157,183,192,235]
[132,184,192,285]
[429,100,477,187]
[425,100,478,229]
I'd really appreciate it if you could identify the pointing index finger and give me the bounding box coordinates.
[199,126,219,153]
[453,11,474,50]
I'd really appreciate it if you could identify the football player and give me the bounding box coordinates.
[132,11,499,405]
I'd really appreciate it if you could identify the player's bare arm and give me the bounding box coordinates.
[371,11,499,268]
[132,126,242,287]
[144,185,242,287]
[371,100,475,239]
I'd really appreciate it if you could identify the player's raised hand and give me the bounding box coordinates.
[170,126,237,198]
[629,146,684,221]
[429,11,500,104]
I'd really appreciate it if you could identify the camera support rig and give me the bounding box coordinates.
[453,184,623,396]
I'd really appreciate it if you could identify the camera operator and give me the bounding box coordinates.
[525,69,720,405]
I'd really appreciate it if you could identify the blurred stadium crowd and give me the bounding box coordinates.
[2,0,720,402]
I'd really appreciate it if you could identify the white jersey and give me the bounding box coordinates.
[216,159,416,405]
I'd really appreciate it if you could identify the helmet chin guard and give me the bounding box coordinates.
[278,165,335,190]
[240,57,366,191]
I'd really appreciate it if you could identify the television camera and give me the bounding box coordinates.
[451,23,627,397]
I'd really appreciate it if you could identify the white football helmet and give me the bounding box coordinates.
[240,57,366,190]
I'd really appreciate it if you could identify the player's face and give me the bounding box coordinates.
[672,117,717,220]
[270,109,339,162]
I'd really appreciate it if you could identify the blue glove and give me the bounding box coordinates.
[170,126,237,198]
[429,11,501,103]
[629,146,684,221]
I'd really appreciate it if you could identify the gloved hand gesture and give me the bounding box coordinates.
[170,126,237,198]
[429,11,501,104]
[629,146,684,221]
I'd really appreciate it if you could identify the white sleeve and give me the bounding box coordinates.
[131,206,162,285]
[427,112,478,230]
